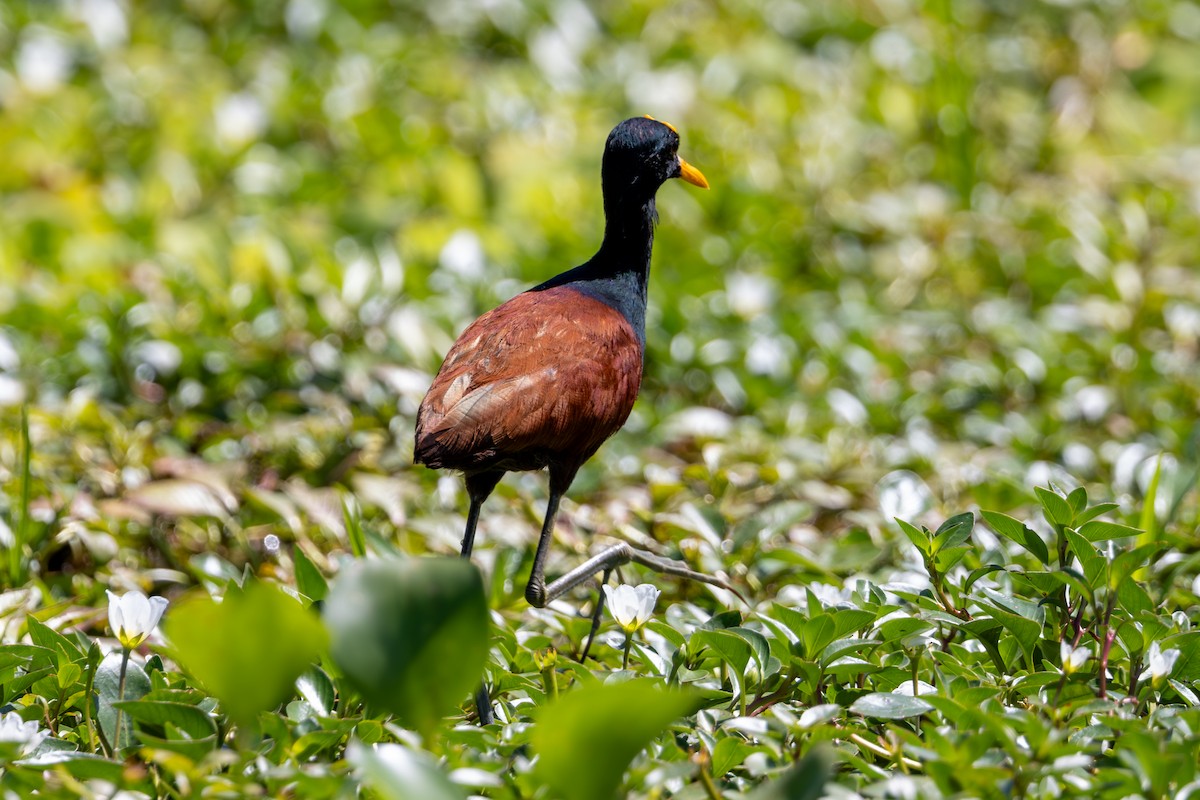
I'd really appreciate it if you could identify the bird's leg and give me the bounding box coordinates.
[461,471,502,559]
[578,567,613,663]
[461,471,502,725]
[523,489,563,608]
[541,542,746,606]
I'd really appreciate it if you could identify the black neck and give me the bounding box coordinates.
[530,195,658,346]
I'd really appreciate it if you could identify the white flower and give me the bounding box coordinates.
[603,583,660,634]
[1060,641,1090,675]
[107,590,169,649]
[1147,641,1180,686]
[0,711,47,759]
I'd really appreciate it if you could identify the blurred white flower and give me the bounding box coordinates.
[107,589,168,649]
[1147,641,1179,686]
[827,388,868,427]
[215,92,267,149]
[16,27,73,95]
[877,470,933,523]
[0,711,47,759]
[603,583,660,634]
[1060,641,1090,675]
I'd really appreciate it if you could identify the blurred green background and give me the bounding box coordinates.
[1,0,1198,587]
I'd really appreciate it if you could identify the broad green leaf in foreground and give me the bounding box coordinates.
[531,680,700,800]
[749,746,835,800]
[164,580,327,726]
[323,557,488,736]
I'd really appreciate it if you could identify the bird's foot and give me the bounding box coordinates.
[525,580,548,608]
[536,542,746,606]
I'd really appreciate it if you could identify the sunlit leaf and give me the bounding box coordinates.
[164,580,327,725]
[850,693,933,719]
[323,557,488,736]
[350,741,466,800]
[532,680,700,800]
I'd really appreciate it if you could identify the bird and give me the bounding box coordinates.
[415,116,734,722]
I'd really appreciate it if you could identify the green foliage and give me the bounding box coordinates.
[349,742,468,800]
[323,556,488,736]
[164,580,328,725]
[531,680,700,800]
[1,0,1200,797]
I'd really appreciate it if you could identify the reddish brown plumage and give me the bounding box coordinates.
[415,286,643,482]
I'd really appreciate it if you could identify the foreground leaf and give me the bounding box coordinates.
[323,557,488,736]
[164,581,327,726]
[749,746,835,800]
[532,680,699,800]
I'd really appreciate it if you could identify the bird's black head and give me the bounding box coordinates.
[601,116,708,206]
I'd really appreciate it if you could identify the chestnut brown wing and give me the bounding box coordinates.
[414,286,644,475]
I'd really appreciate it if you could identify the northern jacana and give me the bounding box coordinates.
[415,116,733,722]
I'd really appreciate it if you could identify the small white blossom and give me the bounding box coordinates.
[1147,641,1180,686]
[0,711,47,759]
[603,583,660,634]
[1060,641,1090,675]
[107,590,168,649]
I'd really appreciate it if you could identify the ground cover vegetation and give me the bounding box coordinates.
[1,0,1199,797]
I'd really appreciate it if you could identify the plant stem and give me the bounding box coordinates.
[1097,594,1117,700]
[114,647,130,753]
[10,406,31,586]
[82,656,97,754]
[622,634,632,670]
[541,664,558,701]
[698,760,724,800]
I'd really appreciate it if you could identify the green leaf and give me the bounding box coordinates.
[800,615,837,658]
[980,510,1050,565]
[296,666,336,716]
[1109,544,1162,590]
[343,499,367,558]
[1164,632,1200,682]
[1115,580,1154,616]
[965,564,1006,592]
[933,544,971,573]
[112,700,217,740]
[293,546,329,604]
[165,580,328,726]
[896,519,931,555]
[877,617,934,643]
[15,751,131,784]
[711,735,760,777]
[1074,502,1121,526]
[531,680,699,800]
[1079,520,1142,542]
[323,557,488,736]
[747,746,834,800]
[730,627,772,683]
[96,653,151,753]
[932,512,974,552]
[832,609,876,638]
[1035,487,1074,528]
[1137,455,1163,546]
[849,693,933,719]
[25,616,83,662]
[350,741,467,800]
[692,630,751,672]
[973,588,1044,666]
[1066,486,1087,516]
[1065,529,1106,589]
